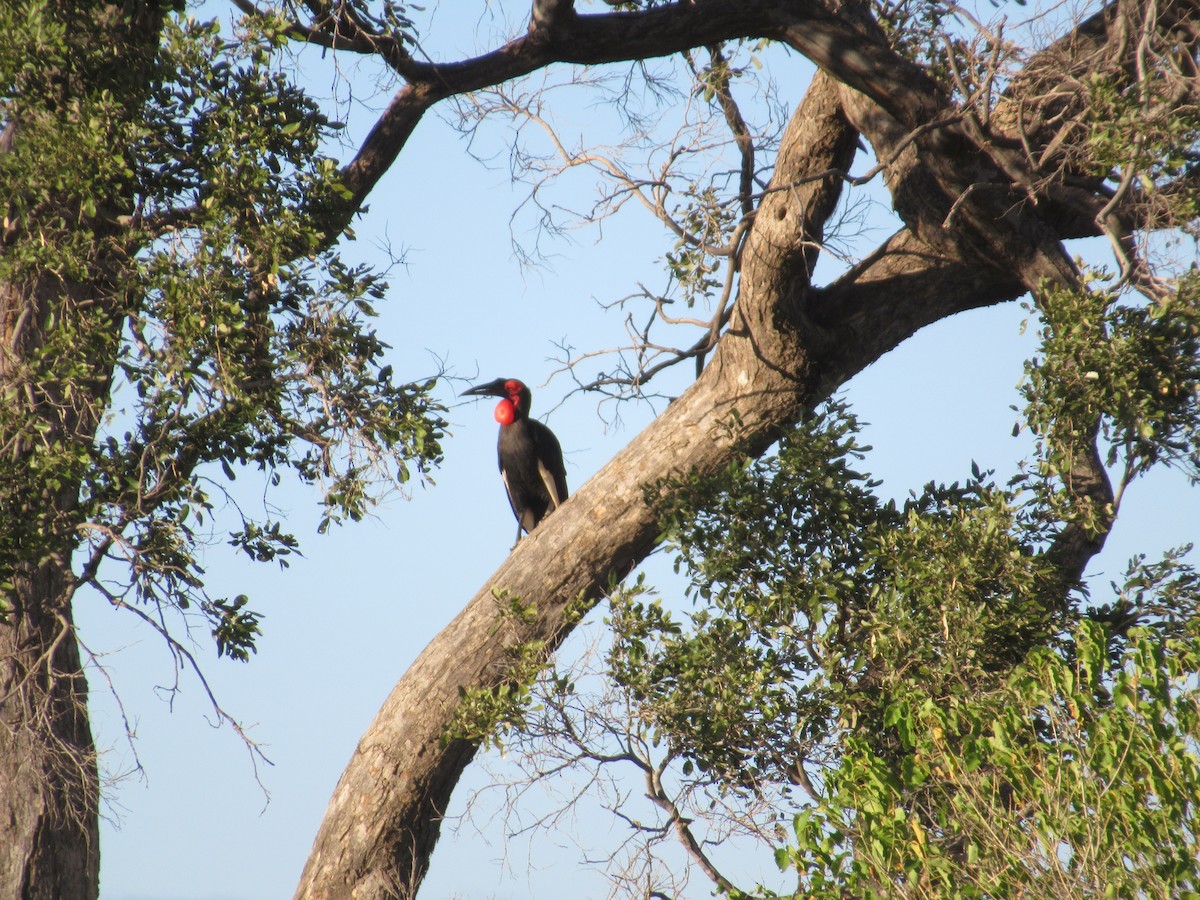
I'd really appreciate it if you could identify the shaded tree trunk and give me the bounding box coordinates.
[0,269,107,896]
[0,263,110,900]
[0,3,167,895]
[0,567,99,900]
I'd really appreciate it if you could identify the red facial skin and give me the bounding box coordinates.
[494,380,526,425]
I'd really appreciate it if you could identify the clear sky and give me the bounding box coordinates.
[75,3,1199,898]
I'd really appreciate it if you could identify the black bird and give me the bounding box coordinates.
[462,378,568,543]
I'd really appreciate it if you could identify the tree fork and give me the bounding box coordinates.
[294,69,1024,900]
[297,4,1146,874]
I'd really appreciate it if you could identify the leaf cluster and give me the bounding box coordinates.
[1085,67,1200,191]
[873,0,959,79]
[599,277,1200,894]
[621,405,1058,791]
[664,186,733,308]
[0,10,447,660]
[1023,276,1200,496]
[782,616,1200,898]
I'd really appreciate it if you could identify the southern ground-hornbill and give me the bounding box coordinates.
[462,377,568,544]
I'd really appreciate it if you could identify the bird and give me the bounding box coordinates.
[461,377,568,545]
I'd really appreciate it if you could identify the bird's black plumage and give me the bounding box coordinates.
[462,378,568,541]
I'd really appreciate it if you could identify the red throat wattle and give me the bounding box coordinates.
[494,398,516,425]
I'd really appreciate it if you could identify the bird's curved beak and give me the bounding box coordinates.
[461,378,508,398]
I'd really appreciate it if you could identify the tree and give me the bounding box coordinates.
[512,386,1200,896]
[285,1,1199,898]
[0,1,1196,899]
[1,3,444,895]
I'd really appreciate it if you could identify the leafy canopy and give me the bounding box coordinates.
[0,8,446,660]
[573,277,1200,896]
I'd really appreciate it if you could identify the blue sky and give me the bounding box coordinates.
[74,4,1200,898]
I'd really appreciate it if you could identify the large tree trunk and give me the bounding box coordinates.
[0,273,103,895]
[0,567,99,900]
[295,68,1032,900]
[0,233,109,900]
[0,4,166,895]
[0,269,110,900]
[295,0,1165,883]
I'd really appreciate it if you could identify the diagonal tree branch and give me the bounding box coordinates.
[295,68,862,900]
[321,0,938,226]
[292,0,1191,895]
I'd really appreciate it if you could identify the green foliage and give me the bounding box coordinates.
[207,594,262,662]
[449,589,588,751]
[621,405,1060,788]
[600,278,1200,895]
[1023,277,1200,485]
[1078,29,1200,239]
[780,617,1200,898]
[0,8,447,658]
[663,185,731,308]
[873,0,958,77]
[1085,70,1200,192]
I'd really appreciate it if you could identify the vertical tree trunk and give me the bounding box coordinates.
[0,566,99,900]
[0,257,107,900]
[0,4,166,896]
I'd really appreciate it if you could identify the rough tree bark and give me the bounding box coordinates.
[0,3,165,896]
[291,0,1195,894]
[0,571,98,900]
